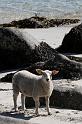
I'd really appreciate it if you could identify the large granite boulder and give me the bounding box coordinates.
[25,79,82,110]
[0,27,40,70]
[1,27,82,81]
[0,27,58,71]
[1,52,82,82]
[56,23,82,53]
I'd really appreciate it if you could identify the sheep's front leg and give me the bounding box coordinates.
[33,97,40,116]
[13,93,19,112]
[21,94,25,111]
[45,96,51,115]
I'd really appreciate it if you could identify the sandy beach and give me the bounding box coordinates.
[1,78,82,124]
[0,23,82,124]
[20,24,79,49]
[0,0,82,123]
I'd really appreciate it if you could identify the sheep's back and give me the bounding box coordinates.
[12,70,40,96]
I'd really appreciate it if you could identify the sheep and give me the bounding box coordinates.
[12,69,59,115]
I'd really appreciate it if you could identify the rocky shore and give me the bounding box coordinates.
[0,22,82,81]
[0,18,82,113]
[0,16,80,28]
[0,17,82,124]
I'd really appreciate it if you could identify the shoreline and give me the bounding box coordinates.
[0,16,80,28]
[0,0,82,25]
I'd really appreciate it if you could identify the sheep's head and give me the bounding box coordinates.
[36,69,59,82]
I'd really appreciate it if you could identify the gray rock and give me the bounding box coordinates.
[0,27,40,70]
[25,79,82,110]
[56,23,82,53]
[1,52,82,82]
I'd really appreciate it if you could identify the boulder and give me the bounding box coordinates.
[0,27,40,70]
[0,27,57,71]
[1,53,82,82]
[0,27,82,81]
[25,79,82,110]
[56,23,82,53]
[25,53,82,80]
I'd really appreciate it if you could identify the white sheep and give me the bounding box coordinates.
[12,69,59,115]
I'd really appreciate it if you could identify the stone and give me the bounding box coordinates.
[1,52,82,82]
[0,27,39,70]
[25,79,82,110]
[56,23,82,53]
[0,28,50,71]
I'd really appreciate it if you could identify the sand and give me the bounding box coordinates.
[23,23,80,49]
[0,24,82,124]
[21,26,72,49]
[1,80,82,124]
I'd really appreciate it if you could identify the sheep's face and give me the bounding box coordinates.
[36,69,59,82]
[42,70,52,82]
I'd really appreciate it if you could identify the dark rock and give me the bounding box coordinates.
[56,23,82,53]
[50,89,82,110]
[25,80,82,110]
[34,41,57,61]
[67,55,82,63]
[0,27,57,71]
[0,27,40,70]
[26,53,82,80]
[1,53,82,82]
[0,27,82,81]
[0,16,80,28]
[0,73,14,82]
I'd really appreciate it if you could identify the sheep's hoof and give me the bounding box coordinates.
[36,114,40,117]
[48,112,52,115]
[35,112,39,116]
[14,108,19,112]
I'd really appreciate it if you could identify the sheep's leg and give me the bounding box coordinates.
[45,96,51,115]
[33,97,40,116]
[21,93,25,111]
[13,93,19,112]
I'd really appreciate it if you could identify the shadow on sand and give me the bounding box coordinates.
[0,108,49,121]
[0,110,34,121]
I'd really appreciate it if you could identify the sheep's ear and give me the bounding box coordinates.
[36,69,43,75]
[52,70,59,75]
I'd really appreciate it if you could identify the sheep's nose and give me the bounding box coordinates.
[46,79,49,81]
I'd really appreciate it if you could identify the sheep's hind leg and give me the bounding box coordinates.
[21,93,25,111]
[45,96,51,115]
[13,93,19,112]
[33,97,40,116]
